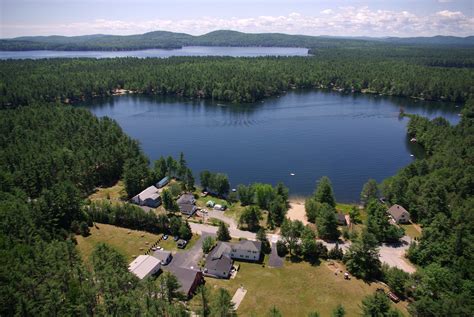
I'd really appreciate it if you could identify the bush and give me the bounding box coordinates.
[79,221,90,237]
[276,241,288,257]
[202,236,215,253]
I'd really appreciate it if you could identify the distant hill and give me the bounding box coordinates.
[0,30,472,51]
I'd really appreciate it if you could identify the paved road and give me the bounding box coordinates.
[190,221,416,273]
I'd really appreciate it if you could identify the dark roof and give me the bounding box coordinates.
[179,203,196,215]
[205,252,233,274]
[152,250,172,262]
[232,240,262,252]
[166,266,201,295]
[177,193,195,205]
[387,204,410,220]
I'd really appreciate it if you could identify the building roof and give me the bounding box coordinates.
[166,266,201,295]
[387,204,410,220]
[128,255,161,279]
[152,250,172,262]
[205,249,233,274]
[157,176,169,187]
[210,242,232,259]
[232,240,262,253]
[177,193,195,205]
[179,203,196,215]
[132,185,160,202]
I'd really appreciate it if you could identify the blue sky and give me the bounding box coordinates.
[1,0,473,38]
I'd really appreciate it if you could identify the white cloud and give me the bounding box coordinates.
[321,9,333,15]
[3,7,473,38]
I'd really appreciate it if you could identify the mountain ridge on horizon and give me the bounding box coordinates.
[1,29,473,51]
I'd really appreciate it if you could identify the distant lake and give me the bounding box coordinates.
[81,91,460,202]
[0,46,309,59]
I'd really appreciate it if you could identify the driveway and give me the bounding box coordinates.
[200,209,238,230]
[379,236,416,273]
[165,232,213,271]
[268,243,284,268]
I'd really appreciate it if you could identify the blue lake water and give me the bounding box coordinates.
[0,46,309,59]
[82,91,460,202]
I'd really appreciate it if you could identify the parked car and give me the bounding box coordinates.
[177,239,187,249]
[163,234,168,240]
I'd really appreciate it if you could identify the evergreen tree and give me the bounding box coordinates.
[361,179,379,206]
[314,176,336,207]
[217,221,231,241]
[316,204,340,241]
[210,288,236,317]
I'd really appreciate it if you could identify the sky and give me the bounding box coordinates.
[1,0,473,38]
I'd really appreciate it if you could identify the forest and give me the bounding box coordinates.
[0,42,473,315]
[1,46,473,109]
[1,30,473,51]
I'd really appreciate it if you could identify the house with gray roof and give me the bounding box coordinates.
[131,185,161,208]
[177,193,197,216]
[204,240,262,279]
[229,240,262,261]
[204,242,234,278]
[387,204,410,224]
[166,266,203,298]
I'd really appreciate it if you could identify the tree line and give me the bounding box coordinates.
[1,50,472,109]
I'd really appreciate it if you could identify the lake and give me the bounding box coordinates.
[82,91,460,202]
[0,46,309,59]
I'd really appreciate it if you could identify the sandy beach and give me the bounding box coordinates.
[286,197,309,225]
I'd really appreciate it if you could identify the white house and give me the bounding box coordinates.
[230,240,262,261]
[204,240,262,279]
[131,185,161,208]
[129,255,161,279]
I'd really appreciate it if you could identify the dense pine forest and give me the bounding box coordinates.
[0,44,473,315]
[1,47,473,108]
[1,30,473,51]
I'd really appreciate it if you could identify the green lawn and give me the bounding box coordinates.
[192,258,408,316]
[401,224,422,239]
[76,223,161,264]
[76,223,199,265]
[88,180,127,202]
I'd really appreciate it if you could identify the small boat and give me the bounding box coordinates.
[290,173,295,176]
[410,137,417,143]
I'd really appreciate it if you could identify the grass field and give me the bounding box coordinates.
[192,258,408,316]
[401,224,422,239]
[88,181,126,202]
[76,223,199,264]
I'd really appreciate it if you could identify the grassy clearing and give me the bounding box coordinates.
[193,258,408,316]
[76,223,200,265]
[76,223,161,264]
[88,180,126,202]
[401,224,422,239]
